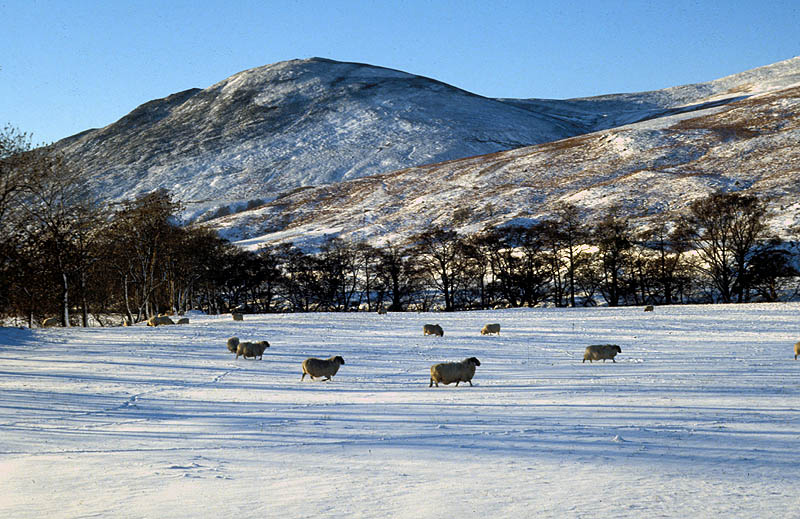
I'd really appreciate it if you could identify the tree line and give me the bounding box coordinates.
[1,126,798,326]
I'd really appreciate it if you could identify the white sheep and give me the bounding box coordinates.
[236,340,270,360]
[147,315,175,327]
[423,324,444,337]
[481,323,501,335]
[301,356,345,381]
[583,344,622,363]
[429,357,481,387]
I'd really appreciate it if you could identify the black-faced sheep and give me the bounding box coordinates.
[147,315,175,327]
[429,357,481,387]
[583,344,622,363]
[301,356,345,381]
[481,323,501,335]
[794,341,800,360]
[227,336,240,353]
[236,340,270,360]
[423,324,444,337]
[644,305,654,312]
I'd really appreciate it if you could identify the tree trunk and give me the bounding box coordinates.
[61,271,70,327]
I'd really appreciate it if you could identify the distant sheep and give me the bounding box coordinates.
[429,357,481,387]
[176,317,189,325]
[583,344,622,363]
[644,305,654,312]
[236,340,270,360]
[377,307,387,315]
[481,323,501,335]
[226,336,240,353]
[232,312,243,321]
[423,324,444,337]
[795,341,800,360]
[301,356,345,381]
[42,317,59,327]
[147,315,175,327]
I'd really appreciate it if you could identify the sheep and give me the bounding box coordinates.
[377,307,387,315]
[429,357,481,387]
[231,312,244,321]
[42,317,59,327]
[423,324,444,337]
[301,356,345,381]
[147,315,175,327]
[481,323,501,335]
[795,341,800,360]
[176,317,189,325]
[583,344,622,363]
[226,336,240,353]
[644,305,654,312]
[236,340,270,360]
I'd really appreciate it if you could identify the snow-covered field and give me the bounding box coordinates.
[1,304,799,518]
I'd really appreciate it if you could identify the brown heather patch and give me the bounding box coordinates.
[537,133,596,153]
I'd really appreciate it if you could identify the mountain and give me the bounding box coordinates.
[52,56,800,247]
[202,58,800,250]
[54,58,587,220]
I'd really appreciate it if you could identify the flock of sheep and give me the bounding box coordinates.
[222,319,635,387]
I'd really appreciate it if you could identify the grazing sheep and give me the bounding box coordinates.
[231,312,244,321]
[481,323,501,335]
[42,317,59,327]
[226,336,240,353]
[423,324,444,337]
[429,357,481,387]
[176,317,189,325]
[301,356,345,381]
[583,344,622,363]
[236,340,270,360]
[795,341,800,360]
[147,315,175,327]
[644,305,654,312]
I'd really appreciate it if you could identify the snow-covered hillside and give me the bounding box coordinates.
[52,56,800,230]
[53,58,581,218]
[210,79,800,250]
[1,304,799,517]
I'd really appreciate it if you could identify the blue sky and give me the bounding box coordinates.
[2,0,798,144]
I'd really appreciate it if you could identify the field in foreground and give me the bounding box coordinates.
[1,304,799,518]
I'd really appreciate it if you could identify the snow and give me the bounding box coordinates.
[2,303,799,517]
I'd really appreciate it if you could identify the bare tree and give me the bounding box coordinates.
[685,192,771,303]
[413,227,462,311]
[14,152,107,326]
[594,206,633,307]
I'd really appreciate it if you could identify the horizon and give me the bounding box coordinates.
[1,0,799,144]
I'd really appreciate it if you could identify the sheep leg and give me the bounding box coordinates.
[467,380,473,386]
[301,372,306,381]
[612,359,616,363]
